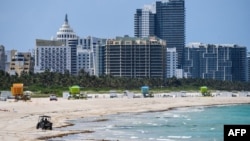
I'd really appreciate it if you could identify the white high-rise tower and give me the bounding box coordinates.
[56,14,78,42]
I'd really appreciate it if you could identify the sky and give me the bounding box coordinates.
[0,0,249,52]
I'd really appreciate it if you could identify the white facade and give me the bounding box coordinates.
[166,47,178,78]
[4,50,11,72]
[35,14,76,74]
[79,36,96,75]
[175,69,184,79]
[56,14,78,42]
[141,5,155,37]
[34,14,103,76]
[34,40,71,73]
[77,36,105,76]
[135,5,155,38]
[77,45,93,75]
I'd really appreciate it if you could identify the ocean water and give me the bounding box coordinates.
[51,104,250,141]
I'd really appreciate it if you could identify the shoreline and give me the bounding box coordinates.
[43,103,250,141]
[0,96,250,141]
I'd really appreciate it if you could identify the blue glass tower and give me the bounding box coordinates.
[135,0,185,69]
[155,0,185,69]
[184,43,247,82]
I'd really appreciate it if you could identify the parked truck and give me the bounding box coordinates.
[11,83,30,101]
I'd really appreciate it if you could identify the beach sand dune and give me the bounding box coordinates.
[0,96,250,141]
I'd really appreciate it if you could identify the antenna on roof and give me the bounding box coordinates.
[65,14,68,24]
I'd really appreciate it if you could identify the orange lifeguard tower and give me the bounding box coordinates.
[11,83,28,100]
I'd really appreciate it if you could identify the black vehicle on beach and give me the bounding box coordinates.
[36,115,53,130]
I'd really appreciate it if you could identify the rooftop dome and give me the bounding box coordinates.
[56,14,77,41]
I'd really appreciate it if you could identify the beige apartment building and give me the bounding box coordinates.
[9,51,34,75]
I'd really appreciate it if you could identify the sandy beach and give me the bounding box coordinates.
[0,94,250,141]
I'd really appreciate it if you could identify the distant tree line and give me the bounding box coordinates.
[1,69,250,94]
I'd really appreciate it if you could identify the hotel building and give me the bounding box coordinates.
[35,39,71,73]
[105,36,166,78]
[35,14,104,75]
[184,43,247,82]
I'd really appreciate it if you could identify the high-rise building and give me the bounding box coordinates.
[55,14,79,75]
[34,39,71,73]
[230,46,247,82]
[93,38,106,77]
[184,43,247,82]
[105,36,166,78]
[166,48,178,78]
[247,52,250,82]
[156,0,185,68]
[134,9,142,37]
[134,5,156,38]
[5,50,15,73]
[135,0,185,68]
[0,45,5,71]
[35,14,105,76]
[77,37,95,75]
[75,36,106,76]
[77,47,92,74]
[8,51,34,75]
